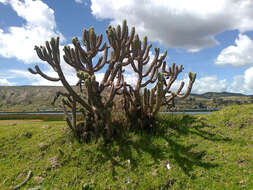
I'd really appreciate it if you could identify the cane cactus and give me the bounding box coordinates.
[28,20,196,141]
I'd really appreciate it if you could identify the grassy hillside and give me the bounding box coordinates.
[0,86,253,112]
[0,104,253,189]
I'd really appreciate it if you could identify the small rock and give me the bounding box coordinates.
[25,132,32,138]
[49,156,59,170]
[17,173,24,179]
[50,136,55,142]
[41,125,51,129]
[34,176,44,184]
[8,123,17,126]
[125,177,131,184]
[240,123,245,129]
[38,143,49,151]
[151,168,158,176]
[1,177,9,185]
[28,185,41,190]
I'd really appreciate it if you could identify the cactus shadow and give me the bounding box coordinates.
[94,113,226,178]
[157,113,232,175]
[96,133,169,179]
[158,114,231,142]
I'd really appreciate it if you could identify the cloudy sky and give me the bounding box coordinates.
[0,0,253,94]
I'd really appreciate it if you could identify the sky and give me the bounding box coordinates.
[0,0,253,94]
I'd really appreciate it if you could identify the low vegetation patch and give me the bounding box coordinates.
[0,104,253,189]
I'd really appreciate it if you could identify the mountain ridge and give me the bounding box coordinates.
[0,86,252,112]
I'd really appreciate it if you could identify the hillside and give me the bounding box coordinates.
[192,91,247,98]
[172,91,253,111]
[0,86,66,112]
[0,86,253,112]
[0,104,253,189]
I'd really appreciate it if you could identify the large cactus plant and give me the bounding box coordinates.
[28,20,196,141]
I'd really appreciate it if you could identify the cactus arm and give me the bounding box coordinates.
[94,46,109,72]
[141,67,159,87]
[71,98,77,130]
[62,100,74,131]
[142,55,150,65]
[142,48,159,77]
[130,60,140,74]
[105,81,123,107]
[51,91,70,105]
[175,72,196,99]
[152,74,163,115]
[33,37,93,113]
[28,65,60,82]
[163,72,196,108]
[142,44,152,65]
[95,34,103,50]
[63,44,87,72]
[72,37,93,73]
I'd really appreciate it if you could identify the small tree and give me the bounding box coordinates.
[29,20,196,142]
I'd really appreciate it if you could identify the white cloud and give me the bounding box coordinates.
[215,34,253,67]
[124,73,138,87]
[1,43,80,86]
[95,72,138,87]
[0,0,63,63]
[7,43,80,86]
[8,67,79,86]
[74,0,88,6]
[90,0,253,52]
[124,51,156,74]
[95,72,104,83]
[191,75,227,94]
[170,72,253,95]
[74,0,83,3]
[227,75,247,93]
[226,68,253,94]
[9,69,62,86]
[170,75,227,94]
[0,78,14,86]
[244,67,253,91]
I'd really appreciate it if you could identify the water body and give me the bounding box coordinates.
[161,111,213,115]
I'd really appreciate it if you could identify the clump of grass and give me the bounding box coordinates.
[0,104,253,189]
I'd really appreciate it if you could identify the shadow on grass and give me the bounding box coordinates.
[93,114,231,178]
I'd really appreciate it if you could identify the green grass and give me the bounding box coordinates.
[0,104,253,189]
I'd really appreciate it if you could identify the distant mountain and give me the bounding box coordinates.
[0,86,66,112]
[0,86,252,112]
[191,92,248,98]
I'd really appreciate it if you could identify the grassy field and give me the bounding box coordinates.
[0,105,253,189]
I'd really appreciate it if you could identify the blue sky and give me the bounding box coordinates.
[0,0,253,94]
